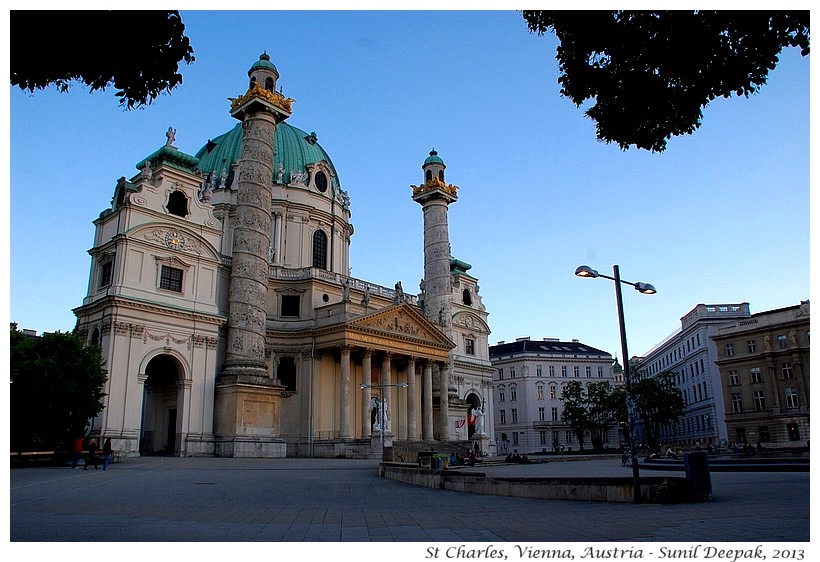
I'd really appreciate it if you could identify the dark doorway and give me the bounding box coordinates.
[141,354,181,455]
[166,409,177,454]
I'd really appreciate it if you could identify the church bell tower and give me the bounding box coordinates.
[412,149,458,440]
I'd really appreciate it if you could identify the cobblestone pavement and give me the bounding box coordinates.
[9,456,809,551]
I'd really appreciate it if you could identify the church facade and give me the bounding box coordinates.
[73,53,495,458]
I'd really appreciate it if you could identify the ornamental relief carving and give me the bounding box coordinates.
[240,210,270,230]
[228,283,267,309]
[242,120,277,139]
[144,329,190,347]
[230,306,266,330]
[426,207,446,223]
[192,334,218,349]
[232,261,267,280]
[236,188,265,207]
[145,228,202,254]
[113,322,145,337]
[232,230,267,254]
[238,166,268,185]
[457,314,480,330]
[370,312,421,336]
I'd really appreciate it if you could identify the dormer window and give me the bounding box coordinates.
[462,289,472,306]
[166,190,189,218]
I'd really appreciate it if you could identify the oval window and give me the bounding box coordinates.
[315,171,328,193]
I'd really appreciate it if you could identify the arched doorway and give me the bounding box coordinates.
[141,354,182,455]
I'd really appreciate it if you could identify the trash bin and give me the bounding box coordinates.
[417,451,434,469]
[684,451,712,500]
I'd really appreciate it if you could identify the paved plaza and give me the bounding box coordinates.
[9,455,809,549]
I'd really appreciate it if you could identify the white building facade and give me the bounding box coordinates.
[489,337,616,454]
[635,303,751,448]
[72,53,494,458]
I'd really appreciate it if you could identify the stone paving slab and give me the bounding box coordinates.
[9,456,810,551]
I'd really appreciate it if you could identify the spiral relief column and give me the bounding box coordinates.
[221,54,291,377]
[412,150,458,442]
[215,53,293,457]
[221,115,277,376]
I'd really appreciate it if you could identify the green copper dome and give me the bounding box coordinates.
[194,121,340,192]
[249,52,278,76]
[423,149,445,168]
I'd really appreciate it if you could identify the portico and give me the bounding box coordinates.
[268,302,456,457]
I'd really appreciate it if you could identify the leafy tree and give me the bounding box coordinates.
[11,11,195,109]
[10,328,108,451]
[560,380,590,450]
[522,11,810,152]
[586,381,620,450]
[631,371,686,450]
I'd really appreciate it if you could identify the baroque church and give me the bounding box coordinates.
[73,53,495,458]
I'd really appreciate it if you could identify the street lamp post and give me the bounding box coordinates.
[360,381,408,452]
[575,264,656,504]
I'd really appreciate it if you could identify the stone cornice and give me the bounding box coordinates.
[74,295,225,326]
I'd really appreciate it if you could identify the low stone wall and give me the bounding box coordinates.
[380,463,693,503]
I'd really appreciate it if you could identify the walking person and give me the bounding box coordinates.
[84,439,99,470]
[102,438,113,471]
[71,436,84,469]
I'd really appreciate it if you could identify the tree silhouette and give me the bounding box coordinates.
[523,11,809,152]
[10,328,107,451]
[11,10,195,109]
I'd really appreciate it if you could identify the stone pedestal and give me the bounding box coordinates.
[472,433,491,456]
[214,375,286,458]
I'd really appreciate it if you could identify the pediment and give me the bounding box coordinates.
[130,223,221,261]
[453,311,490,334]
[348,303,454,350]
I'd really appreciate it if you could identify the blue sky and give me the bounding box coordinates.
[7,9,811,360]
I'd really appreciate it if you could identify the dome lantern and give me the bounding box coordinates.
[248,51,280,93]
[422,148,445,184]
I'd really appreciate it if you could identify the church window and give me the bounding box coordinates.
[438,170,444,181]
[465,338,475,355]
[265,77,274,91]
[159,266,183,292]
[312,230,328,270]
[425,170,432,182]
[90,327,100,346]
[314,170,328,193]
[281,295,300,317]
[278,356,297,391]
[166,190,189,218]
[99,261,113,288]
[462,289,472,305]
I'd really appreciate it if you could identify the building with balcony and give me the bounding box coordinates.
[489,337,616,453]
